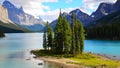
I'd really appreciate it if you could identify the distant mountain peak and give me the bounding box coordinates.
[2,0,45,32]
[19,6,23,11]
[2,0,15,8]
[62,12,69,17]
[70,9,82,14]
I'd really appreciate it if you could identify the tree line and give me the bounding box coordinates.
[43,10,85,56]
[86,22,120,40]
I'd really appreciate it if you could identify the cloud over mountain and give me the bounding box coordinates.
[0,0,117,22]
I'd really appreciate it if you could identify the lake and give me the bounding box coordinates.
[0,33,120,68]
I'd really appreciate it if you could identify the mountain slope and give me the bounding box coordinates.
[86,10,120,40]
[0,4,31,33]
[2,1,45,32]
[91,0,120,21]
[91,3,113,21]
[50,9,92,29]
[0,5,13,24]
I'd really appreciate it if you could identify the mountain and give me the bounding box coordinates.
[0,5,12,24]
[50,9,92,29]
[0,4,31,33]
[91,3,113,21]
[2,1,45,32]
[69,9,93,26]
[86,10,120,40]
[51,0,120,29]
[111,0,120,13]
[91,0,120,21]
[96,10,120,26]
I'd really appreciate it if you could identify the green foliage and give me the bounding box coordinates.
[43,10,85,56]
[0,20,31,33]
[71,13,85,56]
[86,10,120,40]
[54,10,64,53]
[32,50,120,68]
[43,21,53,50]
[43,31,47,50]
[46,21,54,50]
[54,10,72,54]
[62,17,72,53]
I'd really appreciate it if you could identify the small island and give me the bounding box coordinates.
[31,11,120,68]
[0,30,5,37]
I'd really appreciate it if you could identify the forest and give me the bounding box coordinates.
[43,11,85,56]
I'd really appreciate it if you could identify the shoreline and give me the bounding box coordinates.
[92,53,120,60]
[31,50,120,68]
[36,57,82,68]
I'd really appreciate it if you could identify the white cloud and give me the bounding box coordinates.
[0,0,118,22]
[0,0,59,22]
[66,0,72,3]
[7,0,58,17]
[41,8,76,22]
[82,0,117,14]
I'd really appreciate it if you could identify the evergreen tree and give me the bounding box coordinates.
[46,21,53,50]
[77,20,85,54]
[71,13,85,56]
[54,9,64,53]
[43,31,47,50]
[62,17,72,54]
[54,9,72,54]
[71,13,76,56]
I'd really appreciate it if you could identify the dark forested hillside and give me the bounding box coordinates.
[86,10,120,40]
[0,21,28,33]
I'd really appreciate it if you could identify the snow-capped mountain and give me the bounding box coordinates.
[91,0,120,21]
[2,1,45,32]
[51,0,120,28]
[0,4,31,33]
[91,3,113,21]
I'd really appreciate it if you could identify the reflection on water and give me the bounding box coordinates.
[0,33,120,68]
[0,33,56,68]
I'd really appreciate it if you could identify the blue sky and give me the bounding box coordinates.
[43,0,83,11]
[0,0,117,22]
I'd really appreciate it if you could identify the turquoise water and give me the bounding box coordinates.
[84,40,120,57]
[0,33,120,68]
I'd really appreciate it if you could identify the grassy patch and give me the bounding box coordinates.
[31,50,120,68]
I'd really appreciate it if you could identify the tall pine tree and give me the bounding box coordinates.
[77,20,85,54]
[71,13,85,56]
[62,17,72,54]
[54,9,72,54]
[43,31,47,50]
[54,9,63,53]
[71,13,76,56]
[46,21,53,50]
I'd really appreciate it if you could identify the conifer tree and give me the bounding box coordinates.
[62,17,72,54]
[77,20,85,54]
[46,21,53,50]
[54,9,64,53]
[71,13,76,56]
[71,13,85,56]
[54,9,72,54]
[43,31,47,50]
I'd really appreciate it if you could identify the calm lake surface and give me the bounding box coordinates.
[0,33,120,68]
